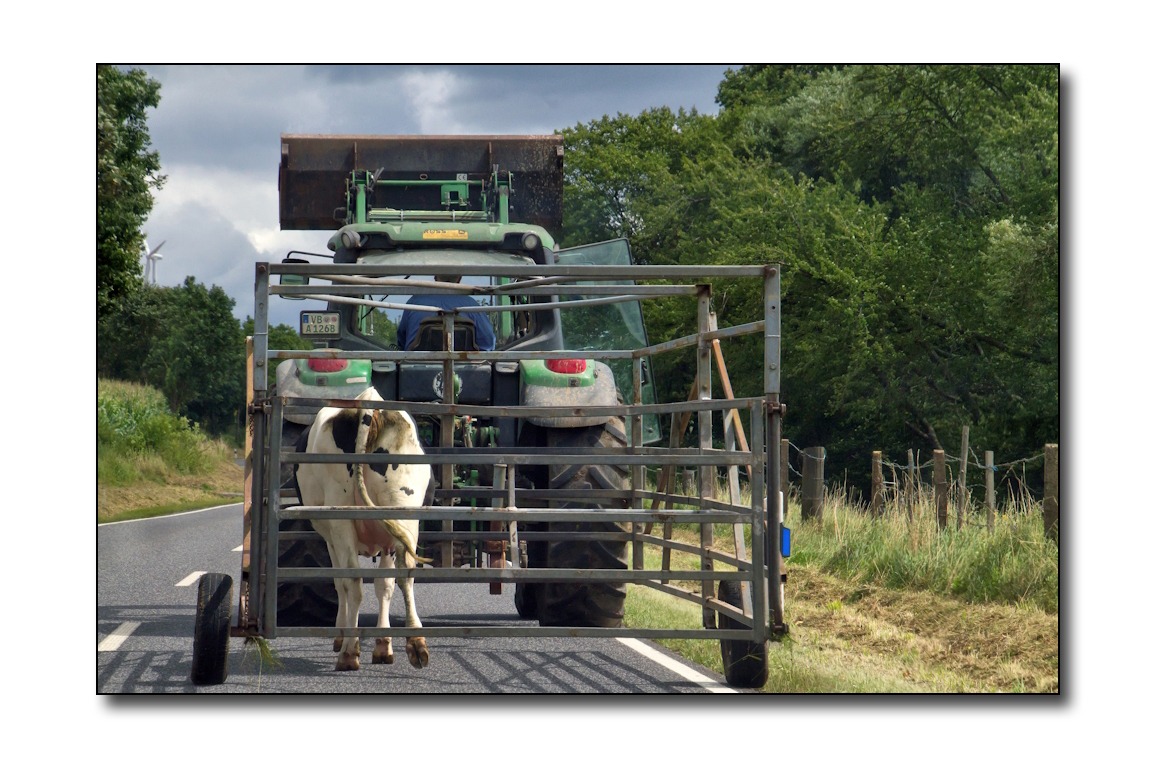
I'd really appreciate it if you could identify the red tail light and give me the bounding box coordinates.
[308,358,349,372]
[545,359,587,374]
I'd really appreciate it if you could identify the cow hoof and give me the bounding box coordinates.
[333,638,344,653]
[406,637,429,668]
[372,639,394,664]
[335,651,360,671]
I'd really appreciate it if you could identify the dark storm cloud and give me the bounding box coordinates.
[306,64,731,133]
[142,65,733,172]
[131,64,739,327]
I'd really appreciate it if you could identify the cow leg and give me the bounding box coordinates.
[399,548,429,669]
[372,551,396,664]
[326,525,362,671]
[332,576,346,653]
[335,572,363,671]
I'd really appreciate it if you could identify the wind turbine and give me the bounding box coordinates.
[142,238,166,285]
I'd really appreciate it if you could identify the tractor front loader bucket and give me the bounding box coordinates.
[278,134,565,233]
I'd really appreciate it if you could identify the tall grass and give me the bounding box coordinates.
[786,484,1058,613]
[97,379,228,485]
[642,466,1058,614]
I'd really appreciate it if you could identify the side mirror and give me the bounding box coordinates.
[279,257,308,299]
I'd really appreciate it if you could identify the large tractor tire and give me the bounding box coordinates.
[535,418,630,628]
[275,421,340,627]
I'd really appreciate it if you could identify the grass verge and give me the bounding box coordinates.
[622,485,1058,693]
[98,378,244,523]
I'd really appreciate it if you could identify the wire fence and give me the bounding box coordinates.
[776,438,1059,543]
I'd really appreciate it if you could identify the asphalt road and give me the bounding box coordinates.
[97,503,746,694]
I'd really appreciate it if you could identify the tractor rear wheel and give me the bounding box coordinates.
[275,421,340,627]
[536,419,630,628]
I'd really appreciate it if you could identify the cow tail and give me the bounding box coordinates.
[354,407,380,511]
[355,408,432,566]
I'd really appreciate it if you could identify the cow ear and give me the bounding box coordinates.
[423,476,436,508]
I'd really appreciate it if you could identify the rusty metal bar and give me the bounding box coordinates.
[632,356,645,572]
[282,506,749,524]
[278,567,741,582]
[440,313,455,568]
[248,256,783,653]
[641,580,753,627]
[697,286,715,629]
[507,463,519,570]
[263,397,283,638]
[273,283,702,297]
[281,395,758,417]
[764,267,785,635]
[273,626,756,641]
[280,450,757,466]
[750,400,768,643]
[488,463,507,593]
[271,262,769,279]
[301,291,667,315]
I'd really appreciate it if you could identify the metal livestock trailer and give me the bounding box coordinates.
[191,260,789,689]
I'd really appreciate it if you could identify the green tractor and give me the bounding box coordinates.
[272,135,660,629]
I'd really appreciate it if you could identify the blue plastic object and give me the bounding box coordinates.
[781,527,791,558]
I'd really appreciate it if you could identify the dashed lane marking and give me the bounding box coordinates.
[98,622,141,652]
[176,571,207,587]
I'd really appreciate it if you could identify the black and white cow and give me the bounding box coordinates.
[295,386,432,671]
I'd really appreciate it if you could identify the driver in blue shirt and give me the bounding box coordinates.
[397,274,496,351]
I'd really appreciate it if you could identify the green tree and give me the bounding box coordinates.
[559,65,1059,493]
[97,284,170,383]
[97,65,165,315]
[242,316,312,375]
[145,277,244,435]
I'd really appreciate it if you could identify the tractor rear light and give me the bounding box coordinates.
[545,358,586,374]
[308,358,349,372]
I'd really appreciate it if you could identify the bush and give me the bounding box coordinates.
[98,379,215,480]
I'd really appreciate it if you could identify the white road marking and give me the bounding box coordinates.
[176,571,207,587]
[97,501,242,526]
[233,544,244,552]
[617,637,737,693]
[98,622,141,652]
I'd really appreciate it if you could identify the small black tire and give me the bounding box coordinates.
[718,579,768,689]
[536,419,630,628]
[191,573,233,686]
[276,421,340,627]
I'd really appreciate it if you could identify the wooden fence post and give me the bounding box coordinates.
[871,451,884,518]
[1043,443,1059,543]
[801,446,825,523]
[781,438,790,517]
[985,451,995,534]
[905,449,916,523]
[934,450,947,531]
[957,425,969,530]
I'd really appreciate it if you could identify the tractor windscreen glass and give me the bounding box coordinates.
[355,250,536,349]
[553,238,660,444]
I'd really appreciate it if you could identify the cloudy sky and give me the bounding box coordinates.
[132,64,737,328]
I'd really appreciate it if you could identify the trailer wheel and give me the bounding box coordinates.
[717,579,768,689]
[191,573,233,685]
[276,421,340,627]
[536,418,630,628]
